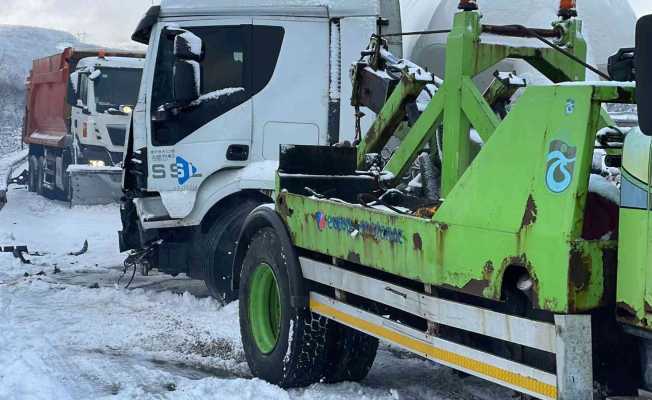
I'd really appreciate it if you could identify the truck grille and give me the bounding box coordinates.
[107,126,127,146]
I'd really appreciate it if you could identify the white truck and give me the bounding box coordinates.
[119,0,637,301]
[24,48,144,204]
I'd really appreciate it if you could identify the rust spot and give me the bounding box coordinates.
[435,223,448,267]
[412,233,423,251]
[347,251,361,264]
[276,193,293,218]
[504,255,526,267]
[415,206,438,219]
[520,195,538,229]
[569,247,592,291]
[483,261,494,280]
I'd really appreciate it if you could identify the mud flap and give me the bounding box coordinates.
[68,165,123,206]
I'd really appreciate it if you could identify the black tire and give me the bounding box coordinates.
[36,156,45,196]
[200,199,261,302]
[324,323,378,383]
[239,227,332,388]
[59,151,72,202]
[28,155,38,192]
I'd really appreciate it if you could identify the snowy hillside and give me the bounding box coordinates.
[0,25,83,156]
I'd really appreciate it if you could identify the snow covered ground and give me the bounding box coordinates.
[0,178,513,400]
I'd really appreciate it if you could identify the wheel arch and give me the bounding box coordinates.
[199,189,272,234]
[232,205,308,310]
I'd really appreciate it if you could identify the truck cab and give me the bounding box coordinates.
[69,56,144,167]
[120,0,402,300]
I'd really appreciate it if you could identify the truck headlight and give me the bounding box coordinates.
[89,160,106,168]
[122,106,133,114]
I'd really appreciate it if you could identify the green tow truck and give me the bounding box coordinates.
[232,2,652,399]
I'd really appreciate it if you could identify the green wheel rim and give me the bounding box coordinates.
[248,263,282,354]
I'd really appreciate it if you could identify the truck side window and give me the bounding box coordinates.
[151,25,285,147]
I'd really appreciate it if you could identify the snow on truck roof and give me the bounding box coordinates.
[159,0,382,17]
[76,56,145,70]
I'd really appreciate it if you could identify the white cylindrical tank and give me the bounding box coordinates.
[402,0,637,81]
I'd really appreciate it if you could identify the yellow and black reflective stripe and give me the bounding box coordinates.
[310,298,558,399]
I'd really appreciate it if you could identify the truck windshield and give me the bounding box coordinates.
[93,68,142,111]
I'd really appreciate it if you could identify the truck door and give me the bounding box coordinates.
[146,18,255,216]
[72,73,91,159]
[251,17,329,160]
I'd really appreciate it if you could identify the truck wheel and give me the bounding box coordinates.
[60,153,72,202]
[324,323,379,383]
[200,200,261,303]
[239,227,331,388]
[28,155,38,192]
[36,156,45,196]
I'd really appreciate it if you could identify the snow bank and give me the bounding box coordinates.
[0,149,28,208]
[0,149,27,192]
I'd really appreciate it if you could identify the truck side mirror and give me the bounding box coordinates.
[173,60,200,104]
[66,80,77,106]
[66,71,80,106]
[636,15,652,135]
[174,31,204,62]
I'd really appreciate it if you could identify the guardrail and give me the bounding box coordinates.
[0,149,29,209]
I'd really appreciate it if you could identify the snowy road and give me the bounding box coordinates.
[0,184,513,400]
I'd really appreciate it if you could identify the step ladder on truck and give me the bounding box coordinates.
[233,1,652,399]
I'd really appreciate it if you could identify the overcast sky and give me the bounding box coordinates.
[0,0,651,49]
[632,0,652,15]
[0,0,160,49]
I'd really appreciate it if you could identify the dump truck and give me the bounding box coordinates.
[24,47,144,204]
[229,2,652,399]
[119,0,636,303]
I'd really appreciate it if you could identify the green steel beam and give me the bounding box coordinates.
[383,90,445,180]
[440,11,480,197]
[461,77,501,143]
[474,19,587,83]
[356,76,426,169]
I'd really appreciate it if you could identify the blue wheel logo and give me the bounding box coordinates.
[545,140,576,193]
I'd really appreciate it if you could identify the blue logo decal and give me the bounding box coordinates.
[545,140,576,193]
[313,211,404,244]
[176,156,199,185]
